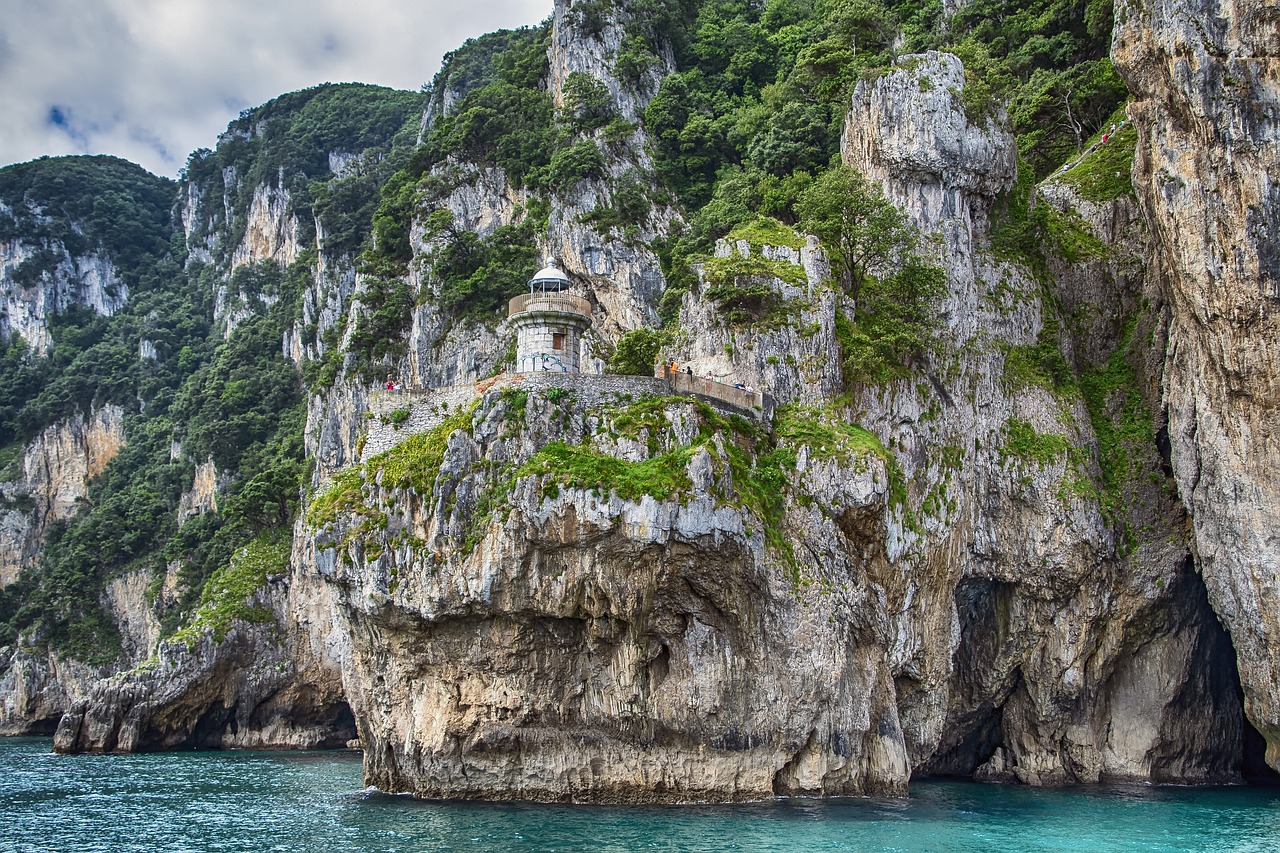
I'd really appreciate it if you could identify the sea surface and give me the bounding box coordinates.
[2,737,1278,852]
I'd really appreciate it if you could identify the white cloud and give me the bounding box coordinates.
[0,0,552,177]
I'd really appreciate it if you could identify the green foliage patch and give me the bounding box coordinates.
[999,418,1070,466]
[1080,318,1156,500]
[609,328,668,375]
[183,84,425,262]
[518,441,696,502]
[1002,312,1077,397]
[307,405,477,531]
[1053,116,1137,203]
[168,529,288,647]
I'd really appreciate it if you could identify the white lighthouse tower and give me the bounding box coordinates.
[508,260,592,373]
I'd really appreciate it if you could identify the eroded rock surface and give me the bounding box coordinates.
[295,51,1244,801]
[1114,0,1280,768]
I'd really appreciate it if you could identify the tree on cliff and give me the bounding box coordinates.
[796,165,916,311]
[608,328,667,375]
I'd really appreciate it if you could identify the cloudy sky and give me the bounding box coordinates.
[0,0,552,178]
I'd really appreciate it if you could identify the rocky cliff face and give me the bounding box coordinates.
[287,47,1244,800]
[1114,0,1280,770]
[16,0,1278,799]
[0,406,125,588]
[836,52,1241,786]
[54,574,354,752]
[0,236,127,355]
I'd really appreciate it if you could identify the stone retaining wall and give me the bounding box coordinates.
[360,371,772,461]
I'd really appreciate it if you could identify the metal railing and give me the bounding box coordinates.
[508,291,592,319]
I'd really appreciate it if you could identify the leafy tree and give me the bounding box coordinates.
[838,258,947,381]
[796,165,915,308]
[422,210,540,317]
[747,102,832,176]
[562,72,616,133]
[549,141,606,192]
[609,328,668,375]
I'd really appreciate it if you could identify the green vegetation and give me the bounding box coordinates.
[382,407,412,428]
[363,25,555,282]
[637,0,1122,237]
[1002,312,1076,396]
[775,404,908,511]
[519,441,696,501]
[307,405,477,532]
[182,84,426,262]
[0,155,175,281]
[835,258,947,384]
[0,126,398,659]
[562,72,617,133]
[609,328,668,375]
[1041,206,1110,264]
[797,167,915,306]
[1080,318,1156,502]
[346,275,414,370]
[725,215,806,251]
[414,210,540,319]
[704,261,807,328]
[168,529,287,648]
[1054,114,1137,202]
[0,158,187,449]
[999,418,1070,466]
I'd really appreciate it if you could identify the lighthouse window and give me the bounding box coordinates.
[552,333,564,350]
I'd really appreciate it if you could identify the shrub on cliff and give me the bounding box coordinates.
[608,328,667,375]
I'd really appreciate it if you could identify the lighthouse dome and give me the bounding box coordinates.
[530,259,571,292]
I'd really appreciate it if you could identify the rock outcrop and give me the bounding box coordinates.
[0,238,127,355]
[0,405,126,588]
[1114,0,1280,768]
[53,538,354,753]
[288,50,1244,800]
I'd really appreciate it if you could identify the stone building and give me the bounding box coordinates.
[508,260,592,373]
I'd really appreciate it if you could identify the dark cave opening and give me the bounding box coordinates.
[1241,716,1280,786]
[1197,573,1280,786]
[322,700,358,749]
[921,567,1280,786]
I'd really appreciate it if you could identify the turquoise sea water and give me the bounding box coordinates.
[2,737,1278,852]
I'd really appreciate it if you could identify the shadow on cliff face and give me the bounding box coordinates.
[915,577,1016,778]
[181,697,357,750]
[920,563,1275,786]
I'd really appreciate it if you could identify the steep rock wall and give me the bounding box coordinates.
[309,389,918,800]
[837,52,1237,785]
[0,405,126,588]
[297,52,1244,801]
[0,237,127,354]
[1113,0,1280,767]
[52,536,355,753]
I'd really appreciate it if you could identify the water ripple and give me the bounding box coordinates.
[1,738,1278,852]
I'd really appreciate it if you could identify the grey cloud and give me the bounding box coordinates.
[0,0,551,176]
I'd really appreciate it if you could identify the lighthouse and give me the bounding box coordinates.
[508,259,593,373]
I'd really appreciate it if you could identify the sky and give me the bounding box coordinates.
[0,0,552,178]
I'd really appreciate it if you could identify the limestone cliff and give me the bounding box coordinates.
[0,407,128,733]
[0,240,126,355]
[1114,0,1280,769]
[54,540,354,753]
[15,0,1278,800]
[0,405,125,588]
[288,50,1242,800]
